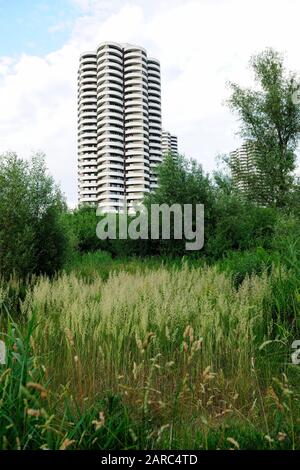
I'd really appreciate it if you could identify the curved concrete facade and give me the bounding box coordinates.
[124,45,150,205]
[162,130,178,157]
[78,42,162,212]
[96,42,125,212]
[148,58,162,190]
[78,52,98,204]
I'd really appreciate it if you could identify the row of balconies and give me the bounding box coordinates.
[79,62,97,70]
[98,66,123,77]
[148,126,161,133]
[80,55,96,63]
[78,98,97,107]
[97,88,123,98]
[97,76,123,88]
[97,54,123,66]
[96,114,123,123]
[97,104,123,114]
[97,130,124,139]
[98,96,123,106]
[78,125,97,133]
[97,60,123,72]
[79,84,97,93]
[80,77,97,85]
[124,71,148,82]
[124,59,148,69]
[97,45,122,57]
[125,96,148,104]
[124,48,147,58]
[97,81,123,92]
[97,111,123,122]
[79,143,161,156]
[97,139,123,149]
[78,109,97,116]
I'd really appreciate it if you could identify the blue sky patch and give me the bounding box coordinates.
[0,0,81,57]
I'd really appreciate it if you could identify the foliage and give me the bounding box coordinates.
[65,153,280,261]
[144,154,216,256]
[0,152,70,278]
[217,247,274,287]
[227,48,300,207]
[206,192,277,259]
[0,316,139,450]
[0,262,299,449]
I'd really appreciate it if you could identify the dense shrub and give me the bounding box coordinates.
[267,215,300,329]
[217,247,274,286]
[0,152,70,278]
[272,214,300,264]
[67,155,278,261]
[206,194,277,259]
[64,207,152,257]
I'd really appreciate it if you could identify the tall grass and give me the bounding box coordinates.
[0,263,295,449]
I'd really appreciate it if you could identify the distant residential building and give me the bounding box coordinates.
[162,130,178,156]
[78,41,162,212]
[229,141,262,196]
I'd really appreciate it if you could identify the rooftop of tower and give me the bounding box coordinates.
[80,42,160,64]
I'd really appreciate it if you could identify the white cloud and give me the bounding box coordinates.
[69,0,91,12]
[1,0,300,206]
[0,57,15,76]
[48,20,72,33]
[0,47,78,205]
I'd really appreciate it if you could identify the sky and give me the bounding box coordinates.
[0,0,300,207]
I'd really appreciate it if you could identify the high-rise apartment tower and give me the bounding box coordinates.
[161,130,178,156]
[78,42,162,212]
[229,141,262,195]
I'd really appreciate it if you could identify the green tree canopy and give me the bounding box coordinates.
[144,153,216,256]
[227,48,300,207]
[0,152,69,278]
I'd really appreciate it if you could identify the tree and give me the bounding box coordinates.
[147,153,214,208]
[0,152,69,278]
[144,153,216,256]
[227,48,300,207]
[206,192,277,259]
[64,205,100,253]
[284,175,300,218]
